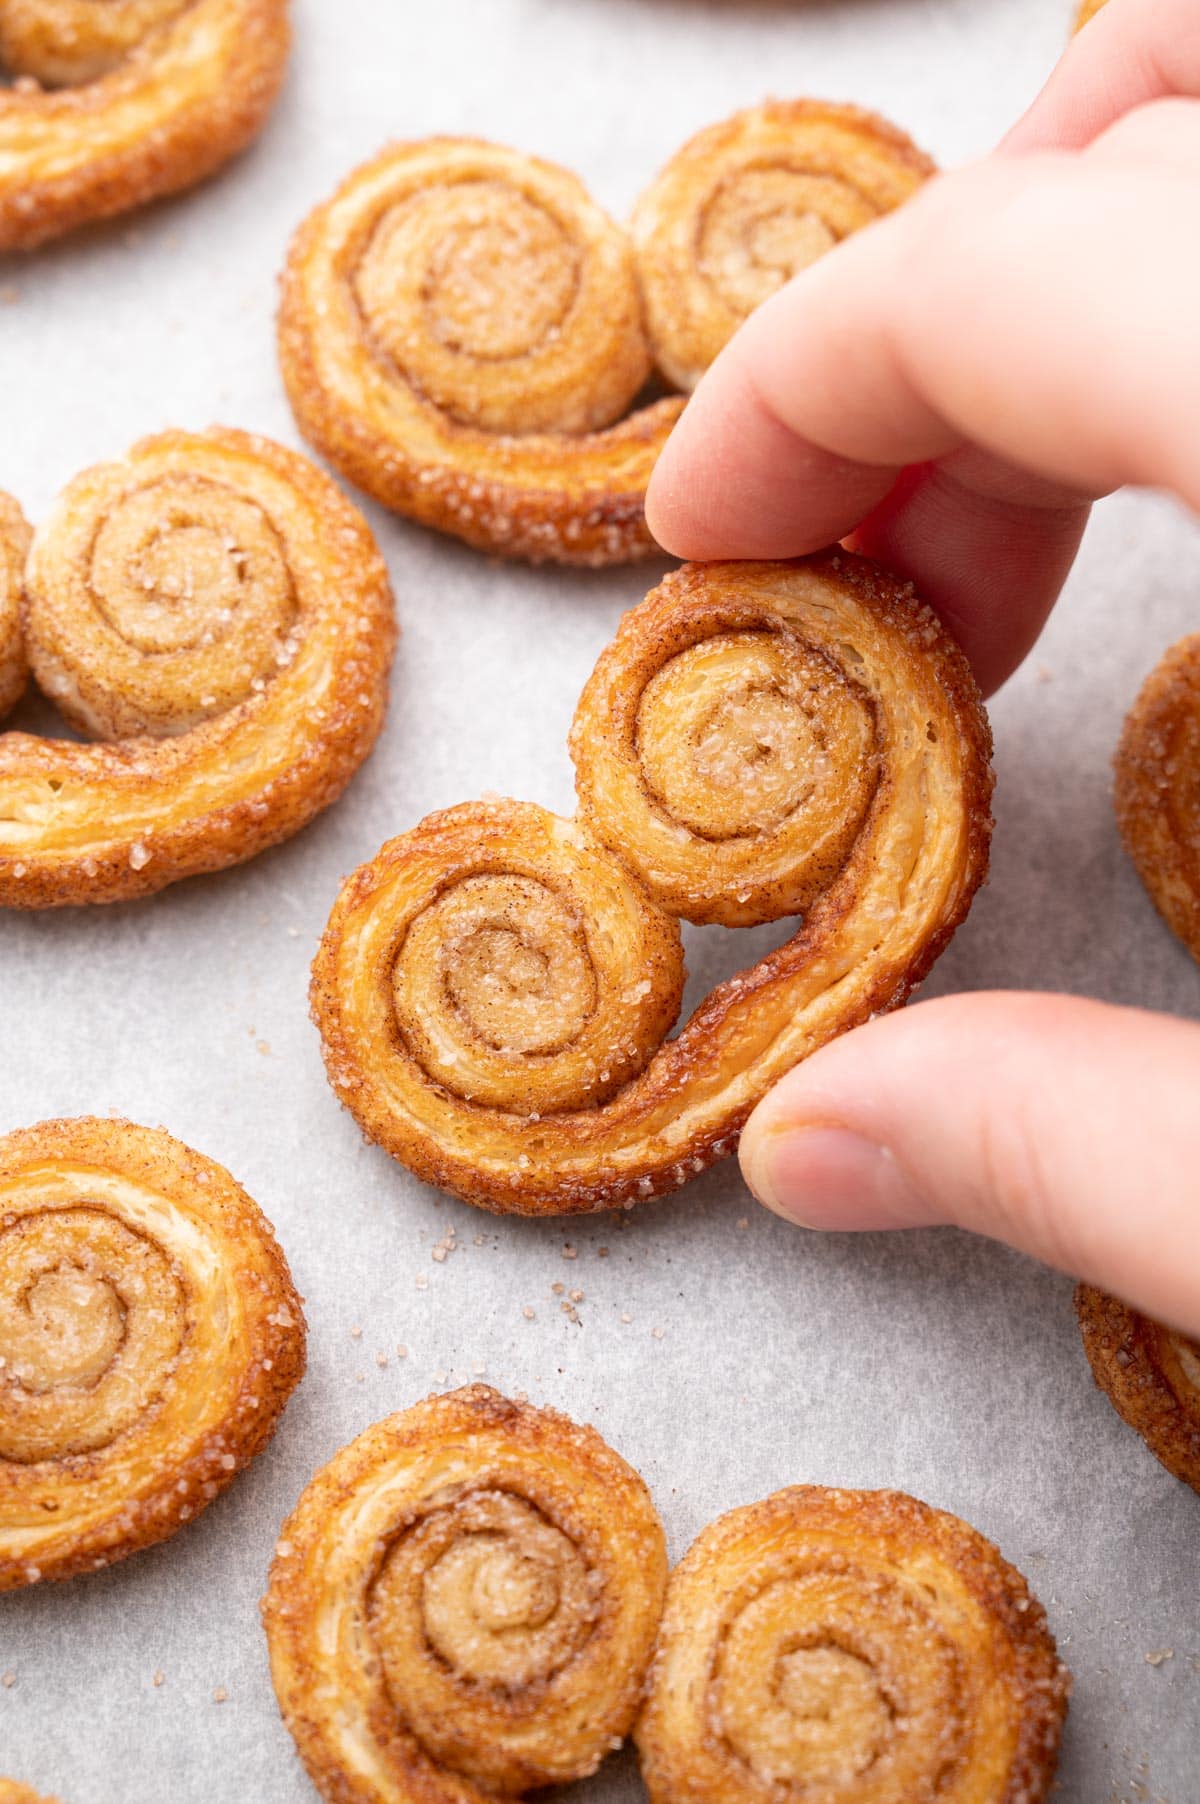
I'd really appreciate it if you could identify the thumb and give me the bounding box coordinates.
[740,992,1200,1337]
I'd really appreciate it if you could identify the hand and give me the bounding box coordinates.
[646,0,1200,1336]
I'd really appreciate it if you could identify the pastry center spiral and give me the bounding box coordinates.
[698,170,869,311]
[7,1266,126,1391]
[0,1206,186,1463]
[422,195,578,361]
[373,1490,597,1701]
[713,1567,965,1792]
[636,632,876,844]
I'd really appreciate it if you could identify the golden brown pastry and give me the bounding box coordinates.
[0,427,395,908]
[637,1486,1070,1804]
[0,491,30,721]
[0,1116,305,1590]
[262,1385,667,1804]
[279,135,683,567]
[1077,1286,1200,1492]
[0,1784,62,1804]
[631,102,935,393]
[312,552,993,1215]
[0,0,290,250]
[1113,636,1200,963]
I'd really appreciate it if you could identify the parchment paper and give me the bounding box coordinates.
[1,1,1197,1798]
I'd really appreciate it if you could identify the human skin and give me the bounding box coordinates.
[645,0,1200,1337]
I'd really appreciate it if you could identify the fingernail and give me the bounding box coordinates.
[740,1124,932,1231]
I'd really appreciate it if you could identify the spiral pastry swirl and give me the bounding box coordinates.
[279,136,682,567]
[0,0,289,249]
[637,1486,1070,1804]
[631,102,934,393]
[312,553,992,1215]
[0,491,30,722]
[1113,635,1200,964]
[1077,1286,1200,1493]
[0,1116,305,1589]
[0,427,395,907]
[263,1385,667,1804]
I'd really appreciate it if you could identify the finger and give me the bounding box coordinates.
[848,453,1091,693]
[1002,0,1200,156]
[647,147,1200,558]
[739,992,1200,1339]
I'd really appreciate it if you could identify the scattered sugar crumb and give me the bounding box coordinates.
[212,1687,228,1704]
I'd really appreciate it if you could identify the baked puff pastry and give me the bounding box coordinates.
[0,491,30,720]
[637,1486,1070,1804]
[0,0,290,250]
[262,1385,667,1804]
[0,427,395,908]
[0,1116,305,1589]
[1113,636,1200,963]
[278,104,931,566]
[1077,1286,1200,1492]
[631,101,934,393]
[312,553,993,1215]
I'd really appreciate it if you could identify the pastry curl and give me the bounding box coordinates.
[1077,1286,1200,1493]
[0,1116,305,1590]
[632,102,934,393]
[637,1486,1070,1804]
[262,1385,667,1803]
[0,491,30,721]
[278,136,682,567]
[1113,636,1200,963]
[0,0,290,250]
[0,426,395,908]
[312,553,993,1214]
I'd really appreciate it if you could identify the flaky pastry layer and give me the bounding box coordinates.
[0,490,30,720]
[1077,1286,1200,1493]
[279,135,682,567]
[636,1486,1070,1804]
[631,100,934,392]
[0,427,395,907]
[262,1385,667,1804]
[0,0,289,249]
[0,1115,306,1589]
[312,552,993,1215]
[1113,634,1200,963]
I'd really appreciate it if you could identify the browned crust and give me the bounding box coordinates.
[310,550,993,1216]
[0,1115,306,1589]
[1113,634,1200,963]
[0,426,396,908]
[276,134,683,568]
[636,1485,1070,1804]
[262,1384,668,1804]
[0,491,31,720]
[0,0,290,251]
[1076,1285,1200,1492]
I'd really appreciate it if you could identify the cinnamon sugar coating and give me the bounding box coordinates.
[311,552,993,1215]
[0,1115,306,1589]
[637,1486,1070,1804]
[1077,1286,1200,1492]
[0,427,395,907]
[0,0,290,249]
[1113,634,1200,963]
[263,1385,667,1804]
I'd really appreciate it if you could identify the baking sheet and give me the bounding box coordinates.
[2,0,1198,1797]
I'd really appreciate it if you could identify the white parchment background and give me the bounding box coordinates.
[2,0,1198,1798]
